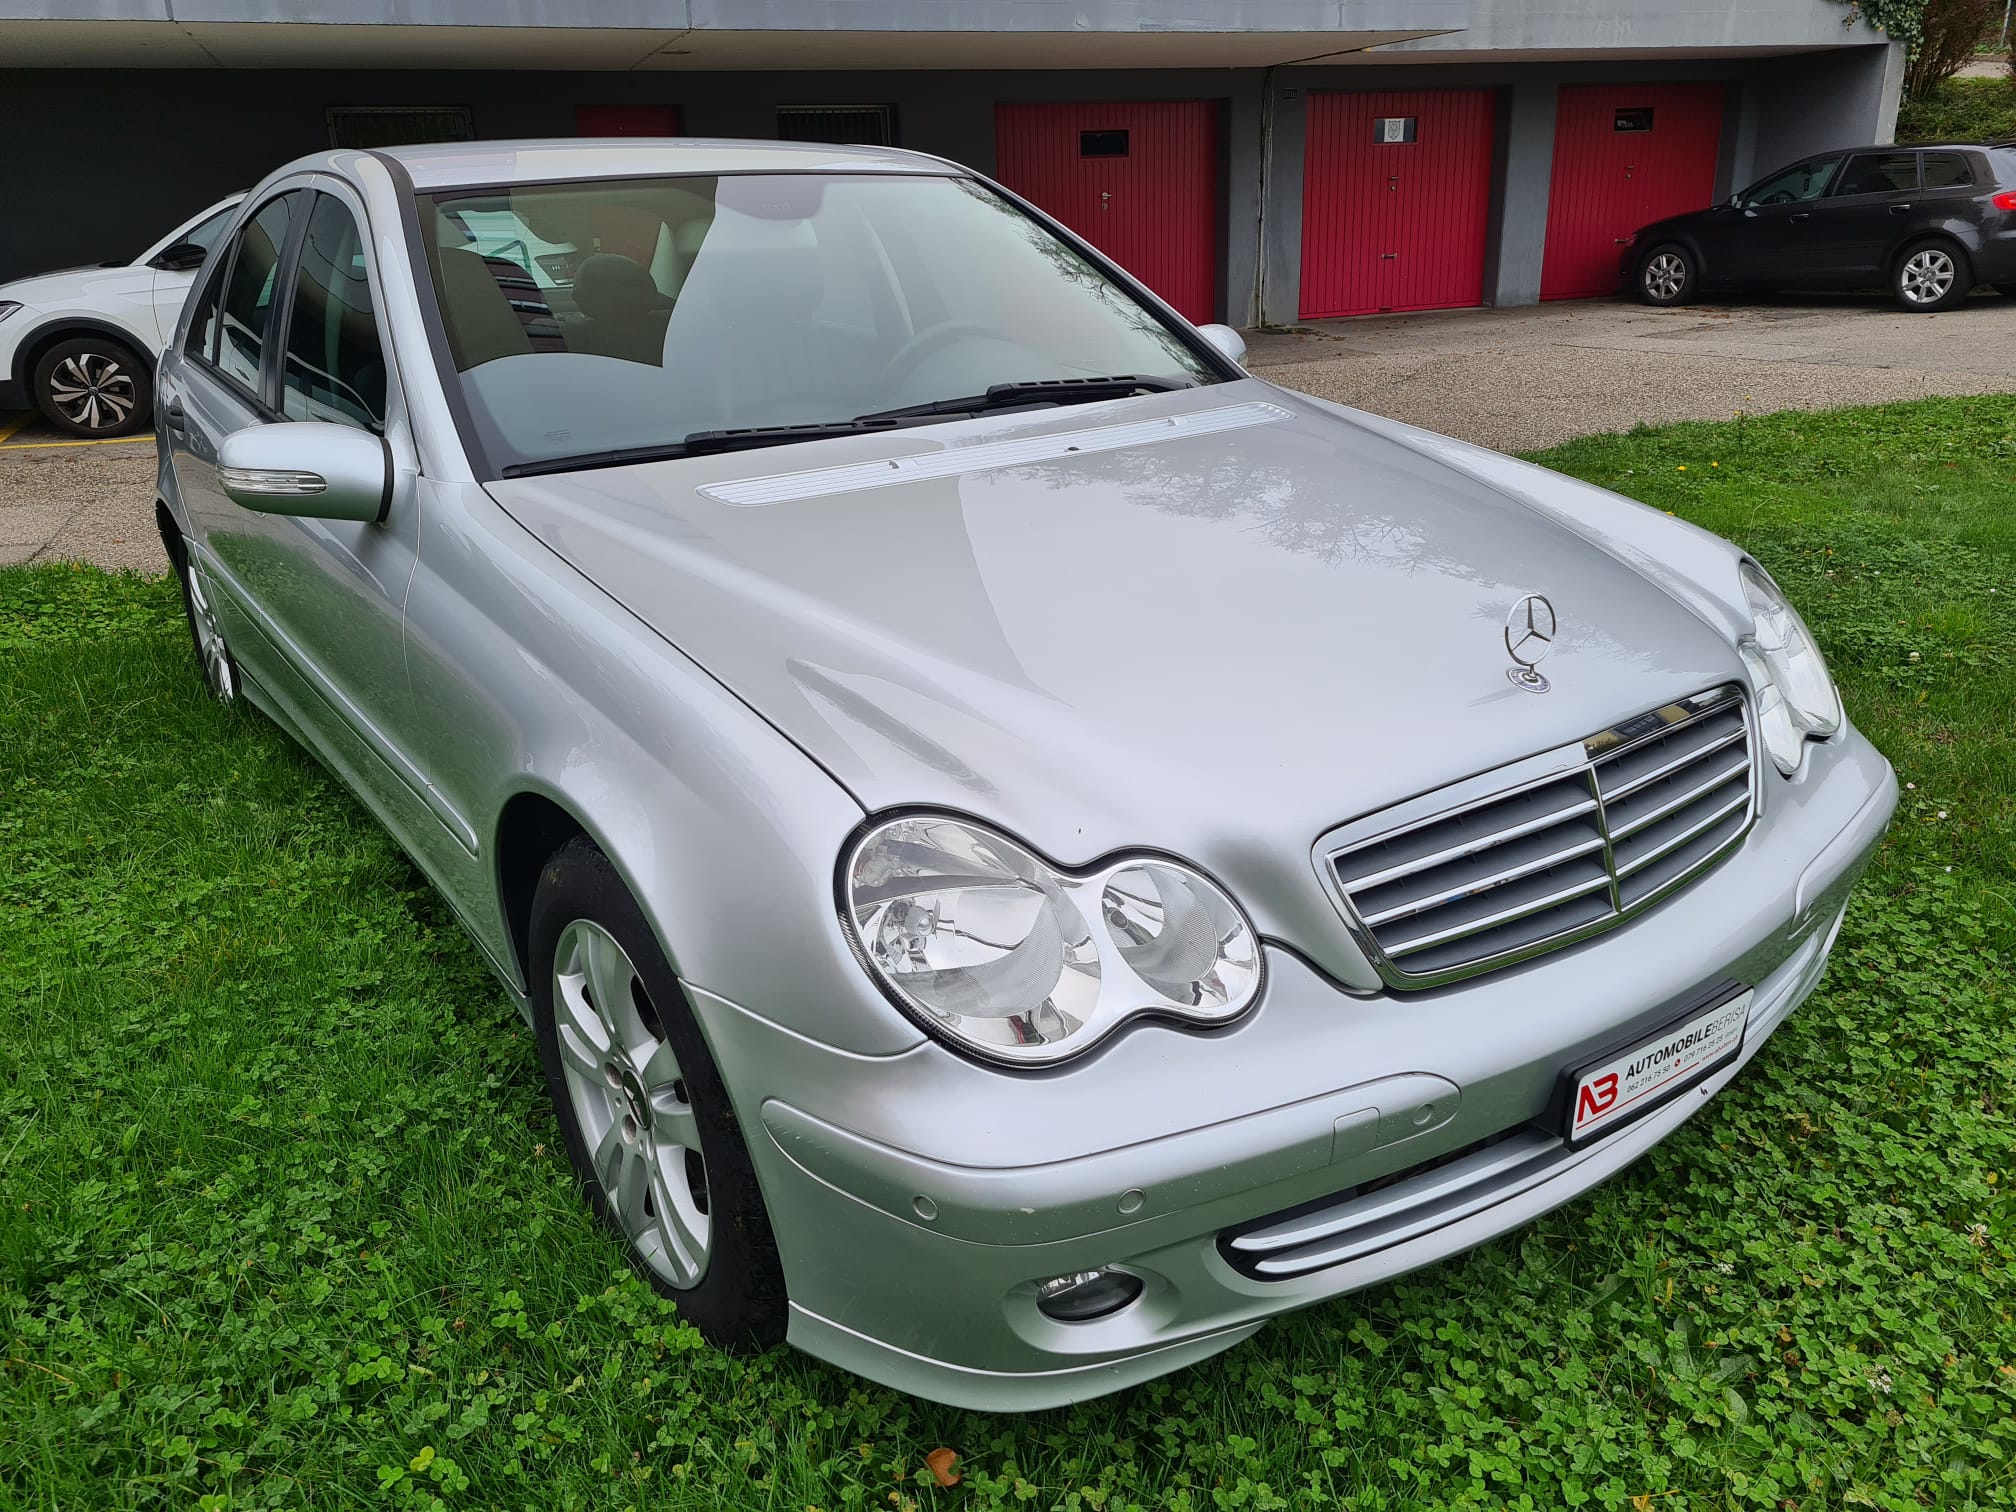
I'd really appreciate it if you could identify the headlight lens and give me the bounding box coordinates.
[1739,561,1840,775]
[843,815,1261,1066]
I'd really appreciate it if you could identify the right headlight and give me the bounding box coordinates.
[1737,560,1841,776]
[840,814,1262,1068]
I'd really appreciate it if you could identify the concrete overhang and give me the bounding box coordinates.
[1358,0,1889,59]
[0,2,1469,69]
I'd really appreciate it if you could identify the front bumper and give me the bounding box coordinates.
[691,725,1896,1410]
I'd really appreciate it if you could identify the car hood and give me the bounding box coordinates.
[0,265,114,302]
[486,379,1747,973]
[1636,205,1722,242]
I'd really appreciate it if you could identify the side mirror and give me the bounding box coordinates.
[219,422,391,523]
[1196,322,1247,365]
[153,241,209,272]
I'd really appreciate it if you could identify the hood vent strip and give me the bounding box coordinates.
[697,401,1294,506]
[1325,686,1756,989]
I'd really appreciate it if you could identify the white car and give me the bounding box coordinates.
[0,194,242,437]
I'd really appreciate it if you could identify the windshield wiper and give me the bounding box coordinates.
[499,419,910,478]
[854,374,1197,423]
[498,376,1201,478]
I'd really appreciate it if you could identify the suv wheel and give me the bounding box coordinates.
[1893,240,1971,312]
[31,335,152,438]
[1636,244,1697,307]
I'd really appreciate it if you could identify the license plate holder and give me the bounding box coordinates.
[1563,985,1752,1148]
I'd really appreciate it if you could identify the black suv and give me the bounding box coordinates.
[1625,143,2016,312]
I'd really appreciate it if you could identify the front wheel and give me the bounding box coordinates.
[1893,240,1971,312]
[529,837,787,1347]
[1635,244,1698,306]
[31,335,152,437]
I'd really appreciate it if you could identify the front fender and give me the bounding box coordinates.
[404,478,924,1058]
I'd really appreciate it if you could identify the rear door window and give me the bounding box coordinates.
[1922,152,1975,190]
[1831,152,1921,198]
[215,191,302,395]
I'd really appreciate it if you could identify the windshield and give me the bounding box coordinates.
[418,172,1222,474]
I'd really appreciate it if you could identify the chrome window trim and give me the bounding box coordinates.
[1315,686,1759,990]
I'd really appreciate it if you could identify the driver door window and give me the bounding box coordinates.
[1739,157,1840,209]
[281,194,389,431]
[215,191,302,396]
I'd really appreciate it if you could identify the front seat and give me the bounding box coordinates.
[570,253,676,365]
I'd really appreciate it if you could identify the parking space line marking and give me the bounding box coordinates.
[0,433,156,451]
[0,414,33,444]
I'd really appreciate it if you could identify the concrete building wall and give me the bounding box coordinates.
[0,14,1907,320]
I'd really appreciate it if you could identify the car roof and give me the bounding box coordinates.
[365,137,960,190]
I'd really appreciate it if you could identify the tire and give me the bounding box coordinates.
[1635,244,1698,307]
[30,334,152,437]
[529,836,787,1347]
[171,533,240,703]
[1892,239,1972,312]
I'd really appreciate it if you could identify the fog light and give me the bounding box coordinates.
[1035,1268,1142,1322]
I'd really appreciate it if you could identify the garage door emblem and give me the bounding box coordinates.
[1505,593,1557,693]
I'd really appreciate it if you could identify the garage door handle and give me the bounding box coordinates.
[163,400,186,433]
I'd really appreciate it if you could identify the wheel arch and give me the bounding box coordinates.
[1890,230,1973,281]
[494,789,593,992]
[11,316,155,394]
[155,499,186,570]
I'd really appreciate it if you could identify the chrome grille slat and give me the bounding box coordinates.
[1604,752,1750,841]
[1324,686,1756,988]
[1614,789,1750,879]
[1602,725,1746,802]
[1357,832,1609,927]
[1385,870,1615,957]
[1337,792,1601,894]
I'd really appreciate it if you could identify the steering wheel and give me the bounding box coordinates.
[1758,190,1795,206]
[881,320,1003,385]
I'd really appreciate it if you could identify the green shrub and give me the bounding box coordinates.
[1895,74,2016,142]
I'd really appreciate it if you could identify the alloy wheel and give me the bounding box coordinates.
[1900,249,1956,306]
[1643,252,1687,302]
[46,351,138,432]
[181,559,236,702]
[551,918,712,1288]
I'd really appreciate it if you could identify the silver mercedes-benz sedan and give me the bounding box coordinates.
[154,139,1897,1410]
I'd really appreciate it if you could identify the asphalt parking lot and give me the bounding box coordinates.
[6,290,2016,576]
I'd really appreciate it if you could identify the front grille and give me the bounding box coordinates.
[1325,686,1755,988]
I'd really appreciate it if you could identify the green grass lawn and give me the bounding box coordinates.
[4,396,2014,1510]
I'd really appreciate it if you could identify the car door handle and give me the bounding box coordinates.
[162,399,186,433]
[1889,203,1913,214]
[1788,212,1810,223]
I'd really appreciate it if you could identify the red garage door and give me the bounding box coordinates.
[1299,90,1496,320]
[575,105,683,136]
[1541,84,1723,300]
[994,101,1220,324]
